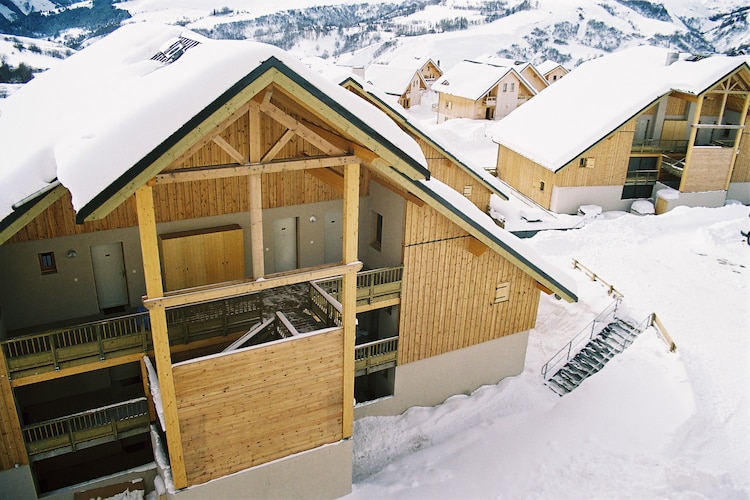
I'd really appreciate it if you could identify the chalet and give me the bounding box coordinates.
[489,47,750,214]
[361,63,427,109]
[0,23,576,499]
[433,60,537,123]
[536,60,569,84]
[387,55,443,88]
[470,55,549,93]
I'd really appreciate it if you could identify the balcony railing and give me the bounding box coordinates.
[313,266,403,310]
[631,139,689,154]
[355,337,398,376]
[2,293,262,379]
[22,397,149,460]
[484,96,497,106]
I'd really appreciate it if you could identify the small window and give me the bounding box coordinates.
[372,212,383,251]
[502,83,508,92]
[539,180,545,191]
[494,282,511,304]
[510,82,515,92]
[38,252,57,275]
[579,157,595,168]
[463,185,473,197]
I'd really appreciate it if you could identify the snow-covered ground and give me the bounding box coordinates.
[349,203,750,498]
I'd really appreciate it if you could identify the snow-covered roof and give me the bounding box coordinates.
[364,64,423,96]
[433,60,517,100]
[536,60,567,76]
[0,23,428,230]
[487,46,750,173]
[387,54,441,74]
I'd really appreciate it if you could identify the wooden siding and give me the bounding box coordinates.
[160,225,245,291]
[666,96,688,117]
[439,94,483,121]
[731,118,750,183]
[416,138,491,210]
[681,147,736,192]
[0,351,27,470]
[398,202,539,364]
[497,146,555,208]
[172,329,344,486]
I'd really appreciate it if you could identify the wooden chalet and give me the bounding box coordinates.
[362,63,427,109]
[387,55,443,88]
[0,23,576,499]
[471,56,549,93]
[433,60,537,123]
[536,60,569,84]
[489,47,750,214]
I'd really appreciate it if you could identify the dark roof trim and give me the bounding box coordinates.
[398,171,577,302]
[76,56,430,223]
[0,183,62,243]
[341,77,509,201]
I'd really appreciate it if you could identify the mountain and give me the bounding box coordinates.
[0,0,748,84]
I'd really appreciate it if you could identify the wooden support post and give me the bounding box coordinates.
[680,96,704,192]
[726,91,750,190]
[0,348,28,469]
[341,162,359,438]
[135,185,188,489]
[248,102,265,279]
[140,357,157,423]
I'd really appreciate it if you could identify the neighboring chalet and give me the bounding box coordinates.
[536,60,569,84]
[360,63,427,109]
[387,55,443,88]
[0,24,576,499]
[433,60,537,123]
[489,47,750,214]
[470,55,549,93]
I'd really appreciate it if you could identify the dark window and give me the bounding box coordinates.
[622,157,658,199]
[372,213,383,251]
[38,252,57,275]
[539,181,545,191]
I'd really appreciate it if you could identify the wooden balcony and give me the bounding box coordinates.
[22,397,150,461]
[631,139,689,154]
[354,337,398,376]
[484,96,497,106]
[2,268,403,384]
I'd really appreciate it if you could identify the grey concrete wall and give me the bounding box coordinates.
[171,440,353,500]
[354,330,529,418]
[549,185,633,214]
[727,182,750,204]
[360,182,405,269]
[0,464,36,500]
[654,183,728,212]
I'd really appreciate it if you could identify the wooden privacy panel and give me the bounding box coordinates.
[731,124,750,183]
[399,203,539,364]
[159,225,245,291]
[681,148,735,192]
[172,329,344,486]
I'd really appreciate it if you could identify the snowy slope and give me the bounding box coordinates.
[350,203,750,498]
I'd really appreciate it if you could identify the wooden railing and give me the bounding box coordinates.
[631,139,689,153]
[354,337,399,376]
[649,313,677,352]
[1,293,262,379]
[572,259,624,300]
[313,266,403,309]
[22,397,149,460]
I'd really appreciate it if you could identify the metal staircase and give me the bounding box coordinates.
[544,318,641,396]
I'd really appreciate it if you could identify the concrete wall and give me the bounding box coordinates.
[360,182,405,269]
[171,440,352,500]
[727,182,750,204]
[0,464,36,500]
[354,330,529,418]
[549,185,633,214]
[653,183,728,213]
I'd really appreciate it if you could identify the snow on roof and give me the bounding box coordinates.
[487,46,750,173]
[386,54,439,72]
[536,60,566,76]
[0,23,427,225]
[364,64,421,96]
[433,60,515,100]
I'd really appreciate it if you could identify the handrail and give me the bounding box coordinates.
[649,313,677,352]
[354,336,399,374]
[541,300,621,379]
[312,266,404,307]
[22,397,149,457]
[309,281,342,327]
[631,139,689,153]
[275,311,298,338]
[572,259,624,300]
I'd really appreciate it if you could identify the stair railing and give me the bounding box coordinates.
[571,259,624,300]
[649,313,677,352]
[541,299,621,380]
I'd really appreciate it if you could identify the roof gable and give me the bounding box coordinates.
[433,61,514,100]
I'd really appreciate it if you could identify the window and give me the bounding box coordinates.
[38,251,57,275]
[463,185,473,197]
[494,282,511,304]
[579,157,595,168]
[539,180,545,191]
[510,82,515,92]
[622,157,659,199]
[502,83,508,92]
[372,212,383,251]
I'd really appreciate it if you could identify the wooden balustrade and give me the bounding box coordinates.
[354,337,398,376]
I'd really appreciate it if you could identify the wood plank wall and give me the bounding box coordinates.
[398,202,539,364]
[496,146,555,208]
[172,329,344,487]
[731,118,750,183]
[416,138,491,210]
[682,147,736,192]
